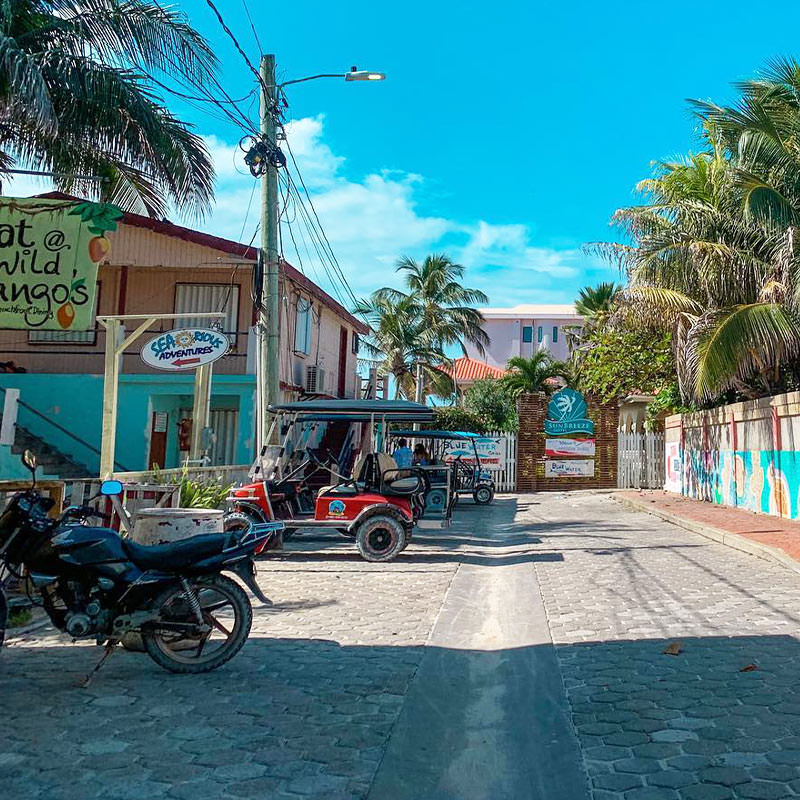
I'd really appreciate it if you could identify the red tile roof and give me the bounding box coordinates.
[449,357,507,382]
[33,192,368,334]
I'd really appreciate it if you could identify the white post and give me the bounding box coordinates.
[99,318,121,478]
[190,363,213,461]
[0,388,20,446]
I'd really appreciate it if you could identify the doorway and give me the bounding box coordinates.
[147,411,168,470]
[337,326,348,398]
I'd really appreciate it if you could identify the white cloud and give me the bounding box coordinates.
[2,117,609,306]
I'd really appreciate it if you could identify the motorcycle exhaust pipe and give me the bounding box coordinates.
[229,560,272,607]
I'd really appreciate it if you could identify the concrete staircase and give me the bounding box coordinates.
[6,422,91,479]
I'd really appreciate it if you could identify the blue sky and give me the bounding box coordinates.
[12,0,800,307]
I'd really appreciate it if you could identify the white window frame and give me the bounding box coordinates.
[174,283,239,347]
[294,297,312,355]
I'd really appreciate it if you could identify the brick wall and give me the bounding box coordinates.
[517,392,619,492]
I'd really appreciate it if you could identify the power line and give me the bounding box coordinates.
[241,0,264,55]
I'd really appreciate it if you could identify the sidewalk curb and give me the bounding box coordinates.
[612,493,800,578]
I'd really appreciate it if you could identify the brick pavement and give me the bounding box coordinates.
[1,554,458,799]
[615,491,800,567]
[531,492,800,800]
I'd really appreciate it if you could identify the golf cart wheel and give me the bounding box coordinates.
[425,488,447,513]
[223,511,259,534]
[473,485,494,505]
[355,515,406,562]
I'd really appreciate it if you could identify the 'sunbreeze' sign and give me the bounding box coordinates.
[544,388,595,436]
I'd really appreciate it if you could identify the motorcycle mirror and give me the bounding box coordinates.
[100,480,123,497]
[21,450,37,473]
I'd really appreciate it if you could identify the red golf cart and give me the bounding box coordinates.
[224,399,447,562]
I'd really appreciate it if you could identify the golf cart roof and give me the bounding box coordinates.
[390,429,477,441]
[269,399,434,422]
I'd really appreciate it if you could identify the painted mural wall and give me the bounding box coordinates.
[664,391,800,519]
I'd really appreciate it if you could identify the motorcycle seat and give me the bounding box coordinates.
[122,533,232,571]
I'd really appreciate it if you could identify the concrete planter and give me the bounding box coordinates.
[131,508,224,545]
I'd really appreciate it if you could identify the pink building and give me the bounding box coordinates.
[464,304,583,371]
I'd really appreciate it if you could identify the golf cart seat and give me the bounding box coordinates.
[316,453,372,498]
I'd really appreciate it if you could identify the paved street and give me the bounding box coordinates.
[5,493,800,799]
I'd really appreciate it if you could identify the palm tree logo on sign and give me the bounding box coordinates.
[545,388,595,436]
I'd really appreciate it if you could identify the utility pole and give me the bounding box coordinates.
[257,54,281,449]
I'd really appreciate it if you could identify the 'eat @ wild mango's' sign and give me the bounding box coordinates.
[0,198,122,331]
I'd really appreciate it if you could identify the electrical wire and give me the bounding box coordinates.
[241,0,264,55]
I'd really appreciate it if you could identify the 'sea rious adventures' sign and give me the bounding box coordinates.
[544,388,595,437]
[141,328,230,371]
[0,198,122,330]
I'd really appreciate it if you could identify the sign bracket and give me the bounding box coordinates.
[97,312,225,478]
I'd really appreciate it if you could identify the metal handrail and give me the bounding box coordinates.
[0,386,131,472]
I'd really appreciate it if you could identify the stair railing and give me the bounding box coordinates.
[0,386,131,472]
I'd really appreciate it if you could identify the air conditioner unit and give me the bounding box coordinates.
[305,365,325,393]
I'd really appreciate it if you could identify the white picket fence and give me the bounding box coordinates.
[487,431,518,492]
[617,431,665,489]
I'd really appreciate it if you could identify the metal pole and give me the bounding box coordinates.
[259,54,281,449]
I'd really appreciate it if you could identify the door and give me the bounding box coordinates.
[337,326,349,398]
[147,411,168,470]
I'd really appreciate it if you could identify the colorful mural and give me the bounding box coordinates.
[679,448,800,519]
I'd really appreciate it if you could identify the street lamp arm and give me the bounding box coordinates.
[279,73,346,87]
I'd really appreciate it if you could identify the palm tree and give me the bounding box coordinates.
[502,352,568,398]
[353,293,451,399]
[592,106,800,403]
[1,0,218,217]
[381,254,490,356]
[575,282,621,327]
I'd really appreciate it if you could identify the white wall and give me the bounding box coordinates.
[465,316,579,367]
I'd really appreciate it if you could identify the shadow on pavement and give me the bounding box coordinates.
[4,633,800,799]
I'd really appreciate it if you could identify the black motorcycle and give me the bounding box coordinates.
[0,451,282,676]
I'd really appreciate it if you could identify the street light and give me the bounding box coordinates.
[280,66,386,88]
[256,56,386,453]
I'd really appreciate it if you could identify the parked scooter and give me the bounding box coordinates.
[0,451,282,678]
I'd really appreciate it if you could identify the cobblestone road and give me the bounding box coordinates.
[5,493,800,799]
[530,492,800,800]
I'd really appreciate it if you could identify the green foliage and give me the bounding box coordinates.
[576,326,676,403]
[645,383,693,428]
[151,466,231,509]
[502,352,567,398]
[462,378,518,432]
[1,0,218,217]
[430,406,487,434]
[575,282,621,326]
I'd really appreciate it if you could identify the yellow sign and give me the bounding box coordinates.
[0,198,122,331]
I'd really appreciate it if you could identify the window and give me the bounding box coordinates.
[174,283,239,346]
[352,331,360,355]
[521,326,533,343]
[552,326,558,343]
[537,326,543,344]
[29,282,100,344]
[294,298,312,354]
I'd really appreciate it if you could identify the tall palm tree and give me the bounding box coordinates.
[353,292,451,399]
[502,352,567,398]
[1,0,218,217]
[381,254,490,356]
[593,109,800,403]
[575,282,621,327]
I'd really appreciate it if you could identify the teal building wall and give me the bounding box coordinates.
[0,373,255,477]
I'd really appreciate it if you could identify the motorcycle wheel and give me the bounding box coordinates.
[142,574,252,674]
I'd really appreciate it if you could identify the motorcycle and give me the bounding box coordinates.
[0,450,283,678]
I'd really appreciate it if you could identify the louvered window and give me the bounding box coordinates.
[295,298,312,354]
[174,283,239,346]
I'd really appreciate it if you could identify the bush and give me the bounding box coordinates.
[430,406,487,433]
[463,378,518,432]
